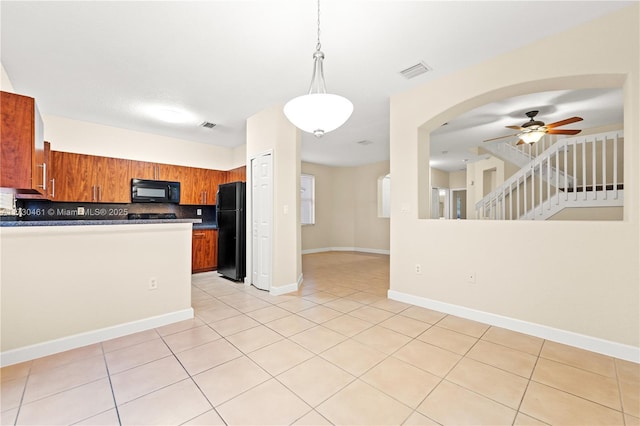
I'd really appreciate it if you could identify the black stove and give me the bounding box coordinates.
[127,213,177,220]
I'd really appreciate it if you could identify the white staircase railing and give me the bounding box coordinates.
[483,138,575,188]
[476,130,624,220]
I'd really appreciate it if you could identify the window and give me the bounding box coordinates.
[300,174,315,225]
[378,174,390,218]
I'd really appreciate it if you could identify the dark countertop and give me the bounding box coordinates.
[193,223,218,230]
[0,218,203,227]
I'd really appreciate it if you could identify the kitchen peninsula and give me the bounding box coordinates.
[0,220,196,366]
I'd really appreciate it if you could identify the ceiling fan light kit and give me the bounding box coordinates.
[484,110,583,145]
[520,130,546,144]
[284,0,353,137]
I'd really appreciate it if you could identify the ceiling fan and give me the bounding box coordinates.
[484,110,583,145]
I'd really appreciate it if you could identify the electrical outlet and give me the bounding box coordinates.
[196,208,202,216]
[77,207,85,215]
[466,272,476,284]
[148,278,158,290]
[415,264,422,274]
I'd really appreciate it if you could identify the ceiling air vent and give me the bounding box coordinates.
[400,62,432,79]
[201,121,216,129]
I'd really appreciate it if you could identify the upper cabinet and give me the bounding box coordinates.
[1,91,46,195]
[184,167,221,205]
[47,150,242,205]
[176,166,219,205]
[130,161,222,205]
[129,160,157,181]
[129,160,184,183]
[51,151,130,203]
[224,166,246,183]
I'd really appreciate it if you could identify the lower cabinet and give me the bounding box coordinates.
[192,229,218,273]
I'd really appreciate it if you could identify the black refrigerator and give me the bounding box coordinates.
[217,181,246,281]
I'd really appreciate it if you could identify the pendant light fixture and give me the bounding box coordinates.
[284,0,353,137]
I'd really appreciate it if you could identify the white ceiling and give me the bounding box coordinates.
[0,1,631,167]
[430,87,624,172]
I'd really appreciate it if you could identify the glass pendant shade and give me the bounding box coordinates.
[521,130,546,144]
[284,93,353,137]
[284,2,353,137]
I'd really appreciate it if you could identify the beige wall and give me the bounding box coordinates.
[0,223,193,360]
[328,167,357,248]
[353,161,391,251]
[301,161,390,253]
[1,63,14,92]
[231,144,247,170]
[246,104,301,291]
[389,4,639,352]
[430,168,449,189]
[466,156,506,219]
[550,207,623,221]
[43,115,239,171]
[300,162,335,251]
[449,170,466,189]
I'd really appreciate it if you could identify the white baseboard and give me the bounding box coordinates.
[301,247,331,254]
[0,308,194,367]
[388,290,639,363]
[270,273,303,296]
[302,247,390,255]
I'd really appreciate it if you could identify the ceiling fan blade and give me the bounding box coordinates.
[547,129,582,135]
[545,116,583,128]
[483,133,520,142]
[505,125,524,130]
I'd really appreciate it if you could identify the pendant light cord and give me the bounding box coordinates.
[315,0,321,52]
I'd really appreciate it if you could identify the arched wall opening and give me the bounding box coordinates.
[416,74,627,220]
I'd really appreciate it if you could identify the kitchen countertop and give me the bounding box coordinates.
[192,223,218,230]
[0,218,203,227]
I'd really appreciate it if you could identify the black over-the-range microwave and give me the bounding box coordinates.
[131,179,180,203]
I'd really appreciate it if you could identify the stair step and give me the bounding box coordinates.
[561,184,624,193]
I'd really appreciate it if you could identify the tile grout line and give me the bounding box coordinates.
[9,360,32,426]
[99,342,123,426]
[613,359,629,425]
[510,338,544,425]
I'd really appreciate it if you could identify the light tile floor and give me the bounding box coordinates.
[1,251,639,425]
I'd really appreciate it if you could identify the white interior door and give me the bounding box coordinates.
[251,153,273,291]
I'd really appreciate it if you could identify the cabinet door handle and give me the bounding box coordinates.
[37,163,47,191]
[98,186,102,202]
[92,186,96,201]
[49,178,55,198]
[193,232,206,237]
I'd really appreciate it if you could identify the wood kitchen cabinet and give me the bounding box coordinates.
[192,229,218,273]
[51,151,130,202]
[1,91,46,195]
[17,141,54,200]
[130,160,197,204]
[129,160,157,181]
[196,168,222,205]
[129,160,184,183]
[51,151,230,205]
[224,166,246,183]
[49,149,64,200]
[179,167,221,205]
